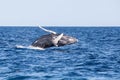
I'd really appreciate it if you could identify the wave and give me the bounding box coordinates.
[15,45,45,50]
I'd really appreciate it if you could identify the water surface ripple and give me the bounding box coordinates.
[0,27,120,80]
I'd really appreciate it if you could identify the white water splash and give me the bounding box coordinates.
[16,45,45,50]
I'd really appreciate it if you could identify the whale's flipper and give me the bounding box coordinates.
[38,26,57,34]
[52,33,63,46]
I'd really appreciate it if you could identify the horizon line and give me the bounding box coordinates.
[0,25,120,27]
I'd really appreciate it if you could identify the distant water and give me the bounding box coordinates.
[0,27,120,80]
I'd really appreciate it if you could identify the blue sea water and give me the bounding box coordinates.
[0,27,120,80]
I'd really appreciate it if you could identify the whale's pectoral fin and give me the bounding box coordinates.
[52,33,63,47]
[38,25,57,34]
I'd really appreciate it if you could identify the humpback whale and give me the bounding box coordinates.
[31,26,78,49]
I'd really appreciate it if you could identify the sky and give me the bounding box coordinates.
[0,0,120,26]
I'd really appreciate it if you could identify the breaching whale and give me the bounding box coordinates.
[31,26,78,49]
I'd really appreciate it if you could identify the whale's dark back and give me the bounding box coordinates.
[32,33,77,48]
[32,34,55,48]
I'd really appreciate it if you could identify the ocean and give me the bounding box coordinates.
[0,27,120,80]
